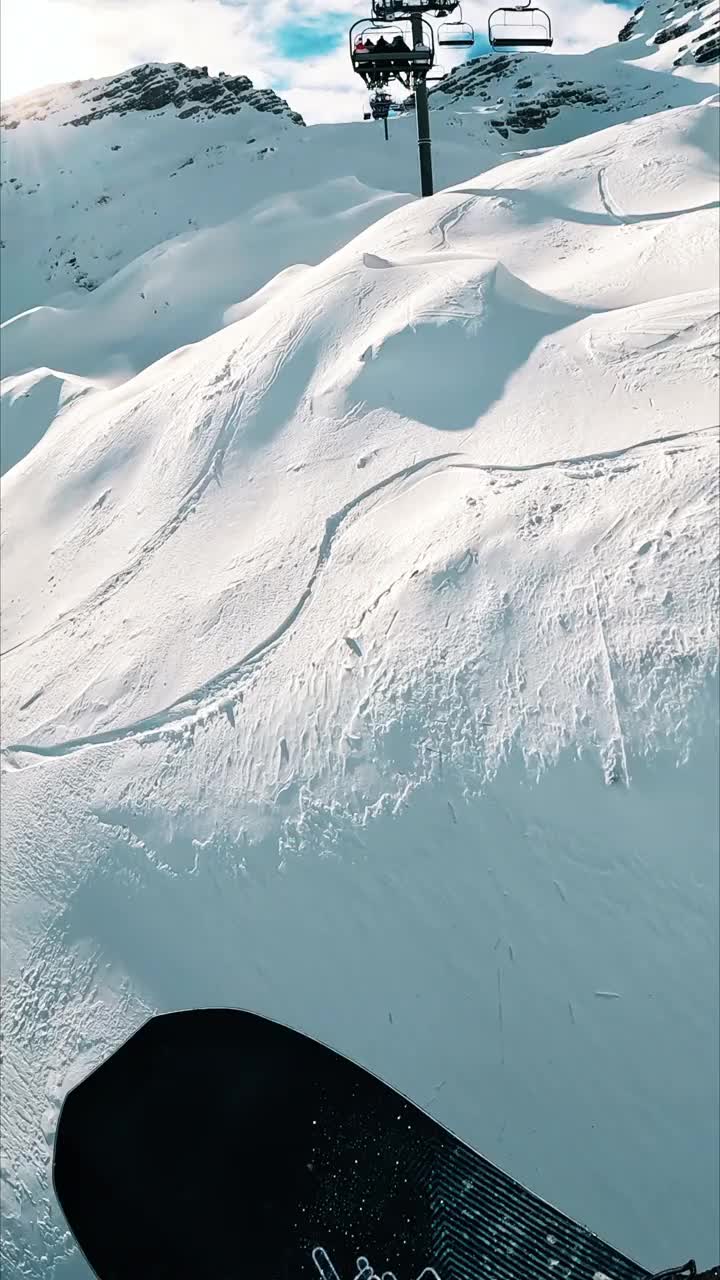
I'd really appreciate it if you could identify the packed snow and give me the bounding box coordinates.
[1,8,719,1278]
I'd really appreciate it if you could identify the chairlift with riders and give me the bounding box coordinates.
[488,0,553,48]
[350,17,435,90]
[349,0,556,199]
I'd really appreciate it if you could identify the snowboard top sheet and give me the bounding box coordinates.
[53,1007,658,1279]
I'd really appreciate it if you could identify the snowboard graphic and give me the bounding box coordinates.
[52,1008,704,1279]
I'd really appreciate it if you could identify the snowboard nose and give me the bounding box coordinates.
[52,1007,435,1279]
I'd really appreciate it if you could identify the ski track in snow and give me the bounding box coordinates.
[597,168,626,226]
[0,314,318,661]
[432,194,481,251]
[450,183,720,228]
[2,424,715,769]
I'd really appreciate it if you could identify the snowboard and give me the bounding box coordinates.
[52,1007,706,1280]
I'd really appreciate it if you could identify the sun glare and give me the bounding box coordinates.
[1,0,112,101]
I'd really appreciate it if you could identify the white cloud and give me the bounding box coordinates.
[1,0,632,122]
[0,0,270,101]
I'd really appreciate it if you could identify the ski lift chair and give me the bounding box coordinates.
[437,8,475,48]
[350,18,435,88]
[368,88,395,141]
[371,0,460,14]
[488,1,553,48]
[370,89,393,119]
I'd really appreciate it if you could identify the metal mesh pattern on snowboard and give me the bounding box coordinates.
[429,1140,648,1280]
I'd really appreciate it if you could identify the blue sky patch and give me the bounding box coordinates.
[276,11,350,61]
[273,1,637,68]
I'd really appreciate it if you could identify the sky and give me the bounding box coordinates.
[1,0,636,123]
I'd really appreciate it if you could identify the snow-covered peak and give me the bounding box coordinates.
[0,61,313,329]
[398,2,716,147]
[617,0,720,70]
[0,61,306,132]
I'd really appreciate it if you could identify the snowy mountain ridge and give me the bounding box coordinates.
[0,59,306,131]
[400,0,718,135]
[1,0,717,337]
[0,60,310,329]
[618,0,720,67]
[1,10,719,1280]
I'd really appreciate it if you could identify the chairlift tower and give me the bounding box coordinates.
[351,1,472,198]
[351,1,555,198]
[409,7,434,199]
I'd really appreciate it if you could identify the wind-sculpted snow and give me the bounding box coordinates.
[0,368,96,477]
[0,73,718,1280]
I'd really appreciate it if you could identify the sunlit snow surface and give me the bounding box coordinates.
[1,49,719,1280]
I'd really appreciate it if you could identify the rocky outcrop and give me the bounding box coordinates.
[617,0,719,65]
[398,52,673,141]
[0,62,306,131]
[619,6,646,42]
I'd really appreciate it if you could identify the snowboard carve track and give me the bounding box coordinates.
[0,450,458,765]
[433,194,481,251]
[597,167,625,226]
[449,185,720,227]
[0,315,315,661]
[1,426,716,769]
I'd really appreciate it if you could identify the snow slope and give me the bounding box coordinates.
[1,7,716,376]
[1,32,719,1280]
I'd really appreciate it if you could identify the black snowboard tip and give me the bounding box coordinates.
[53,1007,697,1280]
[53,1007,436,1279]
